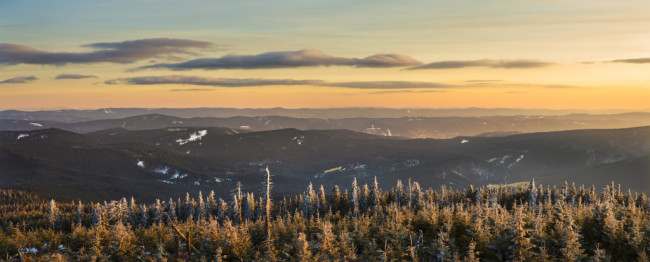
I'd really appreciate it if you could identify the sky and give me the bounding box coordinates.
[1,0,650,110]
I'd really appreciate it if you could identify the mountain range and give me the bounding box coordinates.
[5,107,646,122]
[3,111,650,139]
[1,119,648,201]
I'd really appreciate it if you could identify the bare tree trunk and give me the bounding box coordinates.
[265,166,272,241]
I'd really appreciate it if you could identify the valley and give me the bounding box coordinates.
[2,114,648,201]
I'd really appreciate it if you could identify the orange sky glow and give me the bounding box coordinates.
[1,0,650,111]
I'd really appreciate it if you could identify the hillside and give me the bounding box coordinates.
[1,126,649,201]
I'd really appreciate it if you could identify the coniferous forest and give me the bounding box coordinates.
[0,176,648,261]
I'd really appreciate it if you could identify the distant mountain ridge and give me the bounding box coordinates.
[3,112,650,139]
[2,107,648,122]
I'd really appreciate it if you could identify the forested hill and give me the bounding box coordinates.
[2,125,650,202]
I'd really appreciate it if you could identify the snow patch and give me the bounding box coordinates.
[23,247,38,254]
[487,157,498,163]
[461,139,470,144]
[292,136,305,145]
[508,154,525,168]
[364,124,381,134]
[194,180,201,186]
[214,178,222,183]
[103,108,113,114]
[170,171,188,180]
[156,179,176,184]
[29,122,43,127]
[386,128,392,137]
[176,130,207,145]
[17,133,30,140]
[499,155,510,165]
[153,166,170,175]
[515,154,525,163]
[404,159,420,167]
[137,160,145,168]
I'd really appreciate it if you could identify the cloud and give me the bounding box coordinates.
[408,59,553,70]
[102,74,582,94]
[0,76,38,84]
[368,90,444,94]
[355,54,423,68]
[105,75,324,87]
[0,38,213,66]
[104,76,460,91]
[138,49,422,70]
[324,81,456,89]
[170,88,215,92]
[610,58,650,64]
[55,74,98,79]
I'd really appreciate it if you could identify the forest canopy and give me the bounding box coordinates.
[0,178,648,261]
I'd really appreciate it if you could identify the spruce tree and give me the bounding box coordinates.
[295,232,313,261]
[92,203,103,228]
[75,201,84,225]
[370,176,380,210]
[529,179,538,209]
[510,205,534,261]
[48,199,60,230]
[351,178,360,215]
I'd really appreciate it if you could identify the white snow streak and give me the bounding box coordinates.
[170,171,188,180]
[29,122,43,127]
[508,155,525,169]
[153,166,170,175]
[17,133,29,140]
[176,130,207,145]
[156,179,176,184]
[515,154,525,163]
